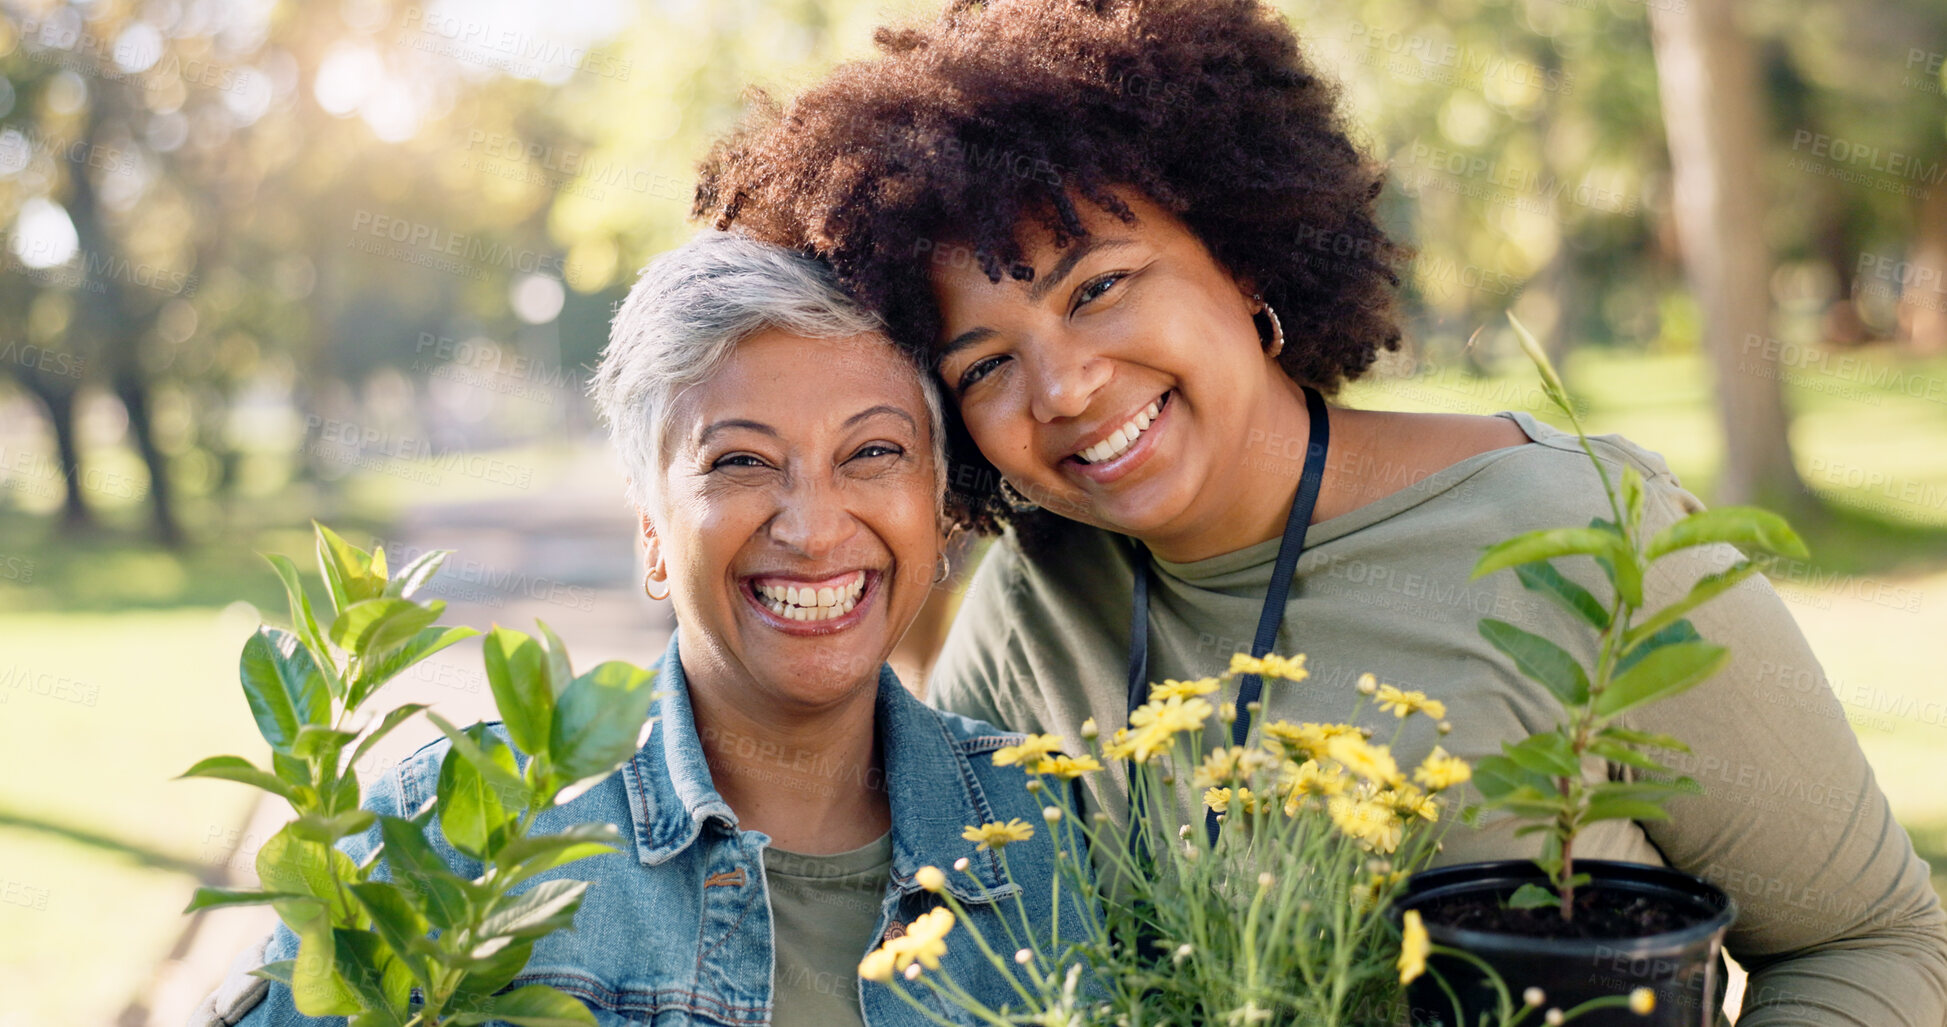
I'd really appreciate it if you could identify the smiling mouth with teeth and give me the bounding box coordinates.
[751,571,868,622]
[1075,391,1169,465]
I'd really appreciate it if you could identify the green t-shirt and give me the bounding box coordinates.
[763,832,893,1027]
[929,411,1947,1027]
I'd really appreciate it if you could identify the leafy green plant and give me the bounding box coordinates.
[179,524,659,1026]
[1468,316,1809,920]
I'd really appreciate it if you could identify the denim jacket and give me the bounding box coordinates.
[205,632,1092,1026]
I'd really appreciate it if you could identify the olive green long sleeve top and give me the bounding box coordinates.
[929,411,1947,1026]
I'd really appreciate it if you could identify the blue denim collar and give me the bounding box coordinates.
[623,631,1019,903]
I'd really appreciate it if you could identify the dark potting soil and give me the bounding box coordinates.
[1419,887,1705,940]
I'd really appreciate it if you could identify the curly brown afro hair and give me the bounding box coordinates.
[696,0,1407,537]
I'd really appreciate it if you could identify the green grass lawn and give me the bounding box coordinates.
[2,348,1945,1023]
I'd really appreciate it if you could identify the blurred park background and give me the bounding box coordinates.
[0,0,1944,1023]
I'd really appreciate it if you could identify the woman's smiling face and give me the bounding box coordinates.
[930,192,1285,551]
[649,329,941,705]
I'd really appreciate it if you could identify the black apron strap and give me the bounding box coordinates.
[1120,386,1332,847]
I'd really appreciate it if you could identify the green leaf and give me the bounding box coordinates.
[475,879,588,945]
[449,983,596,1027]
[1472,527,1629,582]
[376,815,469,930]
[1471,755,1556,803]
[383,548,451,600]
[426,711,530,800]
[347,704,431,774]
[182,886,306,914]
[1581,797,1672,824]
[549,661,659,791]
[1514,561,1610,630]
[533,621,576,700]
[438,725,520,858]
[290,808,378,845]
[1501,733,1582,779]
[1587,518,1646,609]
[282,899,361,1017]
[315,523,379,614]
[493,823,624,887]
[248,960,296,986]
[1647,506,1809,563]
[1478,619,1590,705]
[1614,618,1704,677]
[1507,883,1557,910]
[294,724,360,763]
[1596,726,1691,753]
[1594,641,1731,719]
[446,945,536,1019]
[332,928,408,1024]
[484,627,552,756]
[1624,562,1759,651]
[1586,739,1672,774]
[265,552,342,700]
[1620,466,1646,534]
[240,627,333,756]
[346,627,478,712]
[1506,312,1573,418]
[273,750,314,788]
[349,881,433,990]
[330,599,446,660]
[258,824,361,922]
[177,755,302,804]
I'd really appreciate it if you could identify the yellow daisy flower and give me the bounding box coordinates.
[961,818,1035,851]
[1413,746,1472,791]
[1029,754,1103,780]
[1262,720,1361,761]
[1229,652,1310,682]
[1102,723,1176,764]
[1129,695,1216,737]
[1277,758,1349,814]
[891,906,955,971]
[991,733,1065,768]
[1326,735,1403,787]
[1379,785,1440,822]
[859,946,896,983]
[1150,676,1221,701]
[1203,786,1233,812]
[1398,910,1429,984]
[1375,684,1447,720]
[1328,795,1404,853]
[1191,746,1276,789]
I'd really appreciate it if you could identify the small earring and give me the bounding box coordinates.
[1253,294,1285,359]
[997,478,1040,514]
[643,569,670,601]
[932,553,952,584]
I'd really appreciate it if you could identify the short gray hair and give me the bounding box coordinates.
[590,231,947,514]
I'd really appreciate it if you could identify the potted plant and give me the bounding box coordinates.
[1392,316,1809,1027]
[180,524,659,1026]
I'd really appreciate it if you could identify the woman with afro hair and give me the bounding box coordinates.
[696,1,1947,1022]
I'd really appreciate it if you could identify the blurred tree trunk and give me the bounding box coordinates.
[1649,0,1810,511]
[63,97,183,547]
[1899,183,1947,353]
[13,375,92,529]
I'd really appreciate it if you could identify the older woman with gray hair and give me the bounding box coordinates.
[199,231,1087,1027]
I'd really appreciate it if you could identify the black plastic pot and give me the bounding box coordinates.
[1393,860,1735,1027]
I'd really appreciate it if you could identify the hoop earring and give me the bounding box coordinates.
[997,478,1040,514]
[643,569,670,601]
[932,553,952,584]
[1253,294,1285,359]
